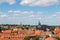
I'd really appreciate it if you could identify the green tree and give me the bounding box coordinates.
[34,36,39,40]
[24,36,31,40]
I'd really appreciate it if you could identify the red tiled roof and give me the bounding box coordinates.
[54,28,60,34]
[3,30,11,33]
[35,30,43,36]
[56,33,60,37]
[45,37,57,40]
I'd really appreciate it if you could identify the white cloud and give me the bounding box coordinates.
[1,11,60,25]
[22,11,34,14]
[0,14,8,18]
[13,13,20,16]
[8,10,13,12]
[41,12,60,25]
[0,0,16,5]
[29,15,35,18]
[20,0,59,6]
[7,10,43,24]
[8,10,21,13]
[0,12,9,18]
[48,12,60,19]
[0,11,3,14]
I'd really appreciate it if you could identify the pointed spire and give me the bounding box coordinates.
[38,21,41,26]
[37,21,41,29]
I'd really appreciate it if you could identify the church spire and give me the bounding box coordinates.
[38,21,41,26]
[37,21,41,29]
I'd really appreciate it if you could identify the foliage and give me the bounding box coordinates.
[33,36,39,40]
[53,36,60,40]
[24,36,31,40]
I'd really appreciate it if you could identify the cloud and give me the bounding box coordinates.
[1,11,60,25]
[29,15,35,18]
[0,11,3,14]
[42,12,60,25]
[20,0,59,6]
[49,12,60,19]
[8,10,42,17]
[8,10,21,13]
[0,0,16,5]
[0,14,8,18]
[0,12,9,18]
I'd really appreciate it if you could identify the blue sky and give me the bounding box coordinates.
[0,0,60,25]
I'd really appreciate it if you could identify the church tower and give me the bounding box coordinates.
[38,21,41,28]
[38,21,41,26]
[37,21,41,29]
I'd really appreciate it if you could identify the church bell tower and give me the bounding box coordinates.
[37,21,41,28]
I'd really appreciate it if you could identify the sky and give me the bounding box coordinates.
[0,0,60,25]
